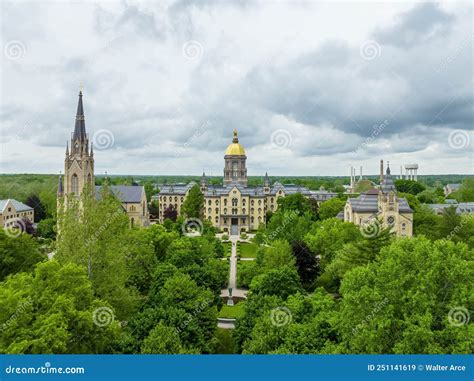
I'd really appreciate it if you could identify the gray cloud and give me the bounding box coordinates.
[0,1,472,175]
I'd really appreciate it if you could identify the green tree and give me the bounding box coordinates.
[0,261,120,354]
[450,178,474,202]
[143,182,156,202]
[262,240,295,270]
[291,240,320,290]
[36,217,56,239]
[276,193,312,216]
[305,218,361,268]
[438,206,462,239]
[327,223,393,278]
[56,187,138,318]
[141,323,186,354]
[241,290,339,354]
[0,229,45,281]
[338,237,473,354]
[250,266,303,299]
[318,198,345,220]
[181,185,204,219]
[394,179,426,195]
[413,205,441,240]
[25,194,46,222]
[124,228,157,294]
[266,210,313,243]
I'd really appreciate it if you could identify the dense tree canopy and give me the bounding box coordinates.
[0,229,45,281]
[318,198,345,220]
[0,261,120,354]
[181,185,204,219]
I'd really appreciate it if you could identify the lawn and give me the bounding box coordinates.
[214,328,235,354]
[238,242,258,258]
[218,302,246,319]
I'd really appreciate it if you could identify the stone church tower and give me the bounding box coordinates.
[223,129,247,187]
[58,91,94,198]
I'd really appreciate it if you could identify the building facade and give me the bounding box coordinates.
[343,166,413,237]
[156,130,312,234]
[58,91,149,227]
[0,199,34,229]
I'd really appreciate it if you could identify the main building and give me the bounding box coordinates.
[156,130,313,234]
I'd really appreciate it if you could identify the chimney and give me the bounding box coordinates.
[380,160,384,184]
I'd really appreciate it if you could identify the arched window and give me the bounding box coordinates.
[215,216,218,223]
[251,200,254,206]
[232,162,238,180]
[208,200,212,205]
[224,199,227,206]
[87,173,92,186]
[208,207,212,214]
[142,201,146,215]
[131,218,135,227]
[215,207,219,214]
[71,174,79,195]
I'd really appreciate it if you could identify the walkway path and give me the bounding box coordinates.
[220,235,248,299]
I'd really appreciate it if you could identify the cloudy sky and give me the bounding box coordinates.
[1,0,472,176]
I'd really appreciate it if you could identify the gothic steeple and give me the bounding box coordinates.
[62,89,95,198]
[381,162,396,194]
[200,172,208,192]
[73,91,86,142]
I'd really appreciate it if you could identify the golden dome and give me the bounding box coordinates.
[225,129,246,156]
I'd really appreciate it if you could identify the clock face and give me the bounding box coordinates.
[75,143,79,149]
[387,216,395,224]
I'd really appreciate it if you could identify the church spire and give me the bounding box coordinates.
[73,90,86,142]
